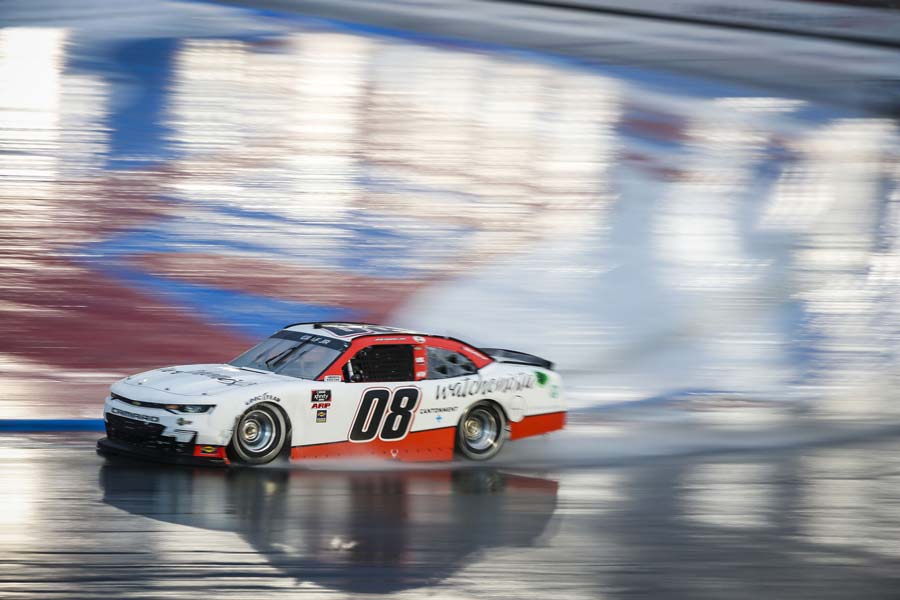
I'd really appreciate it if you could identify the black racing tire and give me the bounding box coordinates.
[228,403,289,466]
[457,401,506,461]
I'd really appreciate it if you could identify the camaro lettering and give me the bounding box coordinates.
[434,373,536,400]
[111,407,159,423]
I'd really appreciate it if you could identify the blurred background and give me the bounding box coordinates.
[1,0,898,423]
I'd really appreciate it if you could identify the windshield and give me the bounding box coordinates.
[230,331,348,380]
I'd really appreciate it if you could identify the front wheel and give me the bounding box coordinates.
[457,401,506,461]
[228,403,288,465]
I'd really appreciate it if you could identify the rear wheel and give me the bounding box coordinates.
[457,401,505,461]
[229,403,288,465]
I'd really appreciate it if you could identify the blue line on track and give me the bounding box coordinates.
[0,420,106,432]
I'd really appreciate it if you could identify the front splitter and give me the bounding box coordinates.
[96,437,229,467]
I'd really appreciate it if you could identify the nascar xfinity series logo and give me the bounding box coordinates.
[111,407,160,423]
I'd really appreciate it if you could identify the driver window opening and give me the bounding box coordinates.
[343,344,414,382]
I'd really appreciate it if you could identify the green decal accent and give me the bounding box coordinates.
[535,371,548,386]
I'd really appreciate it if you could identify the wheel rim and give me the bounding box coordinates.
[238,409,276,454]
[463,407,499,452]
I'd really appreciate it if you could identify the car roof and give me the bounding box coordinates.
[282,322,431,340]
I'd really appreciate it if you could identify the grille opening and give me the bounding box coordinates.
[105,413,194,456]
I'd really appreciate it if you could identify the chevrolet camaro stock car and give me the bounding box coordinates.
[97,322,566,466]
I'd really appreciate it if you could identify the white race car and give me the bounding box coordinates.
[97,322,565,466]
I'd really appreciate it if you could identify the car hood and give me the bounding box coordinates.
[119,364,281,397]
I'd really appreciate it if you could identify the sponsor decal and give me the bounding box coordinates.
[311,402,331,409]
[318,324,406,337]
[316,409,327,423]
[274,330,351,351]
[436,414,443,423]
[246,391,282,406]
[434,372,536,400]
[193,445,226,459]
[110,407,159,423]
[176,418,193,426]
[420,406,457,414]
[415,357,425,364]
[324,375,342,383]
[374,337,406,342]
[311,389,332,403]
[416,371,427,378]
[535,371,549,386]
[159,367,257,387]
[462,346,489,361]
[413,336,425,343]
[551,384,560,399]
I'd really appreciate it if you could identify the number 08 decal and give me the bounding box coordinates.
[349,387,421,443]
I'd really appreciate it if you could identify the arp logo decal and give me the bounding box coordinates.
[316,409,328,423]
[311,390,332,408]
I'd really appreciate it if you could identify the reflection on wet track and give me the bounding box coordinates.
[99,462,558,593]
[0,435,899,598]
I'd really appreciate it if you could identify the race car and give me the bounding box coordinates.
[97,322,565,466]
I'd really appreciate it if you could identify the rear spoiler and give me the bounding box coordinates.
[480,348,554,370]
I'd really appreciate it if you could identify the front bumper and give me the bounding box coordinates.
[97,437,229,467]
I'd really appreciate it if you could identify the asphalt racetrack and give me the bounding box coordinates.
[1,432,899,599]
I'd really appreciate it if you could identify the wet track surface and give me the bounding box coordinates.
[2,434,900,599]
[2,1,900,598]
